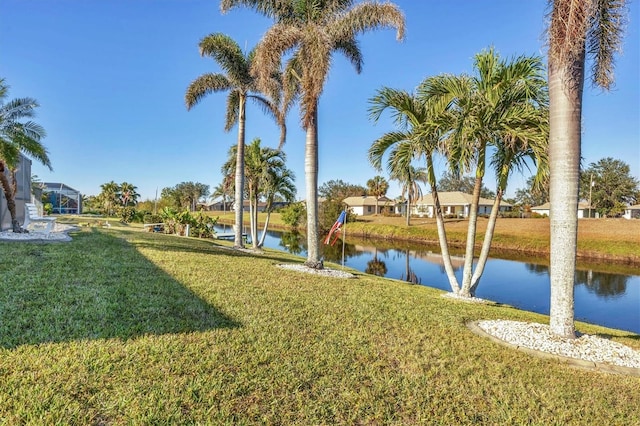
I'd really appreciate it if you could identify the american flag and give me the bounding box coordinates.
[324,210,346,246]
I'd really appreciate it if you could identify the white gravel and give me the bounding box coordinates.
[276,263,356,279]
[0,223,77,242]
[477,319,640,369]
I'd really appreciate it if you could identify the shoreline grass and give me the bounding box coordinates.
[1,226,639,423]
[213,212,640,265]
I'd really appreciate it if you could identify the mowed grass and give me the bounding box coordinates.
[1,226,639,424]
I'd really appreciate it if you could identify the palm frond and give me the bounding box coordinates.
[333,38,363,73]
[0,139,20,168]
[253,23,302,93]
[547,0,591,67]
[199,33,251,85]
[185,73,232,110]
[368,131,410,170]
[224,91,241,132]
[332,2,405,42]
[221,0,293,20]
[587,0,626,89]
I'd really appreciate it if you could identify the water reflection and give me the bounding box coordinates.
[525,263,548,276]
[575,269,629,298]
[216,226,639,333]
[279,231,305,256]
[365,249,388,277]
[401,250,421,284]
[525,263,629,298]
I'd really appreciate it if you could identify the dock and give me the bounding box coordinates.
[216,232,248,241]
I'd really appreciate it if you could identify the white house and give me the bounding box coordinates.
[412,191,512,218]
[342,196,394,216]
[530,202,596,218]
[623,204,640,219]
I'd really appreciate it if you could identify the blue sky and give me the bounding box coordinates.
[2,0,638,202]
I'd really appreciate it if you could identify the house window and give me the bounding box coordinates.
[367,206,372,213]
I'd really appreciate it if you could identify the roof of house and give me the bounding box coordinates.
[626,204,640,210]
[43,182,81,195]
[414,191,512,207]
[342,196,393,207]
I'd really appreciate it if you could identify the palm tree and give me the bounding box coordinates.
[186,33,285,248]
[223,138,291,249]
[546,0,626,338]
[222,0,405,268]
[418,48,548,297]
[368,87,460,292]
[257,161,296,247]
[212,178,233,213]
[120,182,139,207]
[244,139,285,248]
[468,134,548,295]
[0,79,50,233]
[390,165,427,226]
[99,181,120,217]
[366,175,389,214]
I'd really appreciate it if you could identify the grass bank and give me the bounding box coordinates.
[1,226,638,423]
[215,212,640,265]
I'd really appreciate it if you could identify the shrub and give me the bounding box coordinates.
[143,213,163,224]
[119,207,137,223]
[281,202,306,230]
[319,200,356,233]
[531,212,548,219]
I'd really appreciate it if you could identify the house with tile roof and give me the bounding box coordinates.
[412,191,512,218]
[342,196,395,216]
[530,202,596,218]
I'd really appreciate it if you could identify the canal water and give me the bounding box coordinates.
[215,225,640,334]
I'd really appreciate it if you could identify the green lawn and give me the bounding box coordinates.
[1,226,638,424]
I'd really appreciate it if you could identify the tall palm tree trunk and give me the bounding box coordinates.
[426,155,459,293]
[251,192,259,249]
[0,161,22,233]
[432,186,460,294]
[548,52,585,339]
[304,106,322,269]
[460,171,484,296]
[234,95,246,248]
[248,191,254,247]
[258,209,272,248]
[469,187,503,294]
[405,195,410,226]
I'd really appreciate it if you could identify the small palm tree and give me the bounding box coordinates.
[222,0,405,268]
[257,162,296,247]
[223,138,290,249]
[368,87,460,292]
[212,178,233,213]
[390,165,427,226]
[120,182,139,207]
[99,181,120,217]
[366,175,389,214]
[186,33,285,248]
[0,79,50,232]
[546,0,627,338]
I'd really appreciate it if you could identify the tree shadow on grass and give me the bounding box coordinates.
[0,229,240,349]
[129,229,303,265]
